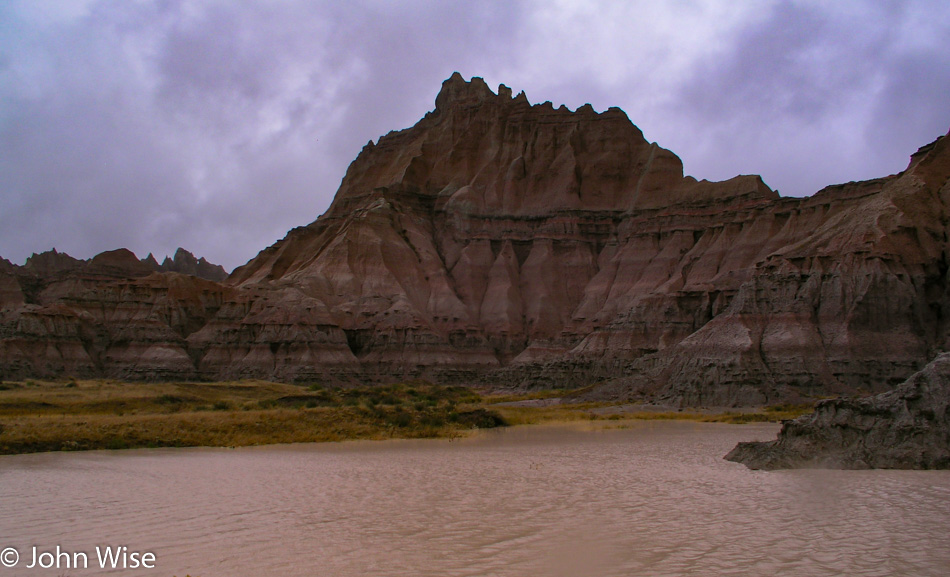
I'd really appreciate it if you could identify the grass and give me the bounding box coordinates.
[0,379,505,455]
[0,380,813,456]
[486,395,814,426]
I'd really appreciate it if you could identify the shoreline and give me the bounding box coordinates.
[0,419,785,463]
[0,378,809,456]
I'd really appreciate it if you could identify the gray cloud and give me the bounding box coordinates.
[661,0,950,194]
[1,0,948,270]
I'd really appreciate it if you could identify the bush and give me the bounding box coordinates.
[451,409,507,429]
[387,410,413,428]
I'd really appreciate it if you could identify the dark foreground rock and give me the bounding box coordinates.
[725,353,950,470]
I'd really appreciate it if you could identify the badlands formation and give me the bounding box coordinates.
[2,74,949,408]
[727,353,950,469]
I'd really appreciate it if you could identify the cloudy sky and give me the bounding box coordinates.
[2,1,948,271]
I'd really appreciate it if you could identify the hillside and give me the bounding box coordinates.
[2,74,948,406]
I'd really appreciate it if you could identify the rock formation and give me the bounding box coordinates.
[157,248,228,282]
[582,132,950,406]
[216,73,785,383]
[6,247,226,283]
[0,249,232,380]
[2,74,949,401]
[725,353,950,469]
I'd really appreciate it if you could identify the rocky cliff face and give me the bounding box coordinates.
[2,74,949,400]
[725,353,950,469]
[0,249,232,380]
[584,132,950,405]
[220,73,783,383]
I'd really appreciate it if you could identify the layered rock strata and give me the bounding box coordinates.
[220,73,783,383]
[0,249,232,380]
[583,131,950,405]
[725,353,950,469]
[2,74,949,401]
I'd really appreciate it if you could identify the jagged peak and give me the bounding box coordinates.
[576,103,596,115]
[9,246,227,282]
[141,253,161,270]
[434,73,498,111]
[431,74,637,125]
[161,247,228,282]
[173,247,198,263]
[23,248,83,273]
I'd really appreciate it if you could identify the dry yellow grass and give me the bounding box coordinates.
[0,379,503,454]
[0,380,811,455]
[490,398,813,426]
[491,402,614,425]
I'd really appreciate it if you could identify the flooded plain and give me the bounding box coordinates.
[2,421,949,576]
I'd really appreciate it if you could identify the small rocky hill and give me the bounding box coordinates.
[725,353,950,469]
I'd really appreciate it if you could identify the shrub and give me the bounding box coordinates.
[387,410,413,428]
[451,409,507,429]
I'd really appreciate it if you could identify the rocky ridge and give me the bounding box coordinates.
[2,74,949,403]
[154,248,228,282]
[725,352,950,469]
[0,249,232,380]
[4,247,226,283]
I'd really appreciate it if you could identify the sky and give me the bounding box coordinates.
[2,1,949,272]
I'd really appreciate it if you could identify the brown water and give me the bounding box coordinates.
[2,421,949,576]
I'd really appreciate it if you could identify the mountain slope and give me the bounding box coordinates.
[2,74,948,405]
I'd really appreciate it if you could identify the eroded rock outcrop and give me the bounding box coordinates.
[583,133,950,406]
[0,249,233,380]
[2,75,950,400]
[221,73,785,384]
[725,353,950,469]
[159,248,228,282]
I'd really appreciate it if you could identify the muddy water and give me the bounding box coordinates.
[2,421,949,576]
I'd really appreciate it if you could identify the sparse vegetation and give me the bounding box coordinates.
[0,379,505,455]
[486,393,814,426]
[0,380,813,456]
